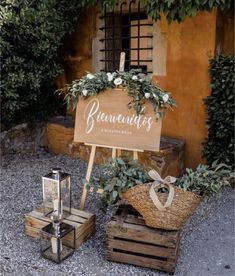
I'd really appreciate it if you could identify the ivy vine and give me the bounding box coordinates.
[82,0,233,22]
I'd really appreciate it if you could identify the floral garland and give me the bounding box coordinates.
[62,69,176,120]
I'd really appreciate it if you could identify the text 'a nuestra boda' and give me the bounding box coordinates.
[85,98,154,134]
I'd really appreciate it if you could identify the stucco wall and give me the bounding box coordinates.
[55,8,229,169]
[155,9,217,168]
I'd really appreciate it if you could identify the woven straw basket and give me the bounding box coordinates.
[122,170,202,230]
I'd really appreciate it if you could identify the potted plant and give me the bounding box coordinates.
[87,157,233,230]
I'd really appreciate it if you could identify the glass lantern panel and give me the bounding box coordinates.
[60,177,71,215]
[40,223,75,264]
[42,178,59,215]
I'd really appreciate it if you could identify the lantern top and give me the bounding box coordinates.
[42,169,70,181]
[51,168,62,174]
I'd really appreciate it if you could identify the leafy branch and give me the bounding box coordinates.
[58,69,176,120]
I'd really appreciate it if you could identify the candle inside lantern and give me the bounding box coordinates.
[53,199,63,217]
[51,237,63,254]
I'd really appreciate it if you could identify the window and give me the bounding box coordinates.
[99,1,153,73]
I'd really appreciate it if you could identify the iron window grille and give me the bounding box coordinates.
[99,1,153,73]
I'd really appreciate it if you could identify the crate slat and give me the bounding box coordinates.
[107,221,179,248]
[107,238,177,259]
[107,251,175,272]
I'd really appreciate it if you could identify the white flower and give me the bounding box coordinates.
[82,89,88,96]
[144,93,151,99]
[156,112,161,119]
[132,75,138,80]
[86,73,95,80]
[107,72,114,82]
[114,77,123,86]
[162,93,169,103]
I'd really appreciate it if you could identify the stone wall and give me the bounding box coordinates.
[47,117,185,178]
[0,123,47,155]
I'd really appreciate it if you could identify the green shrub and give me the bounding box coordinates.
[0,0,82,127]
[203,55,235,167]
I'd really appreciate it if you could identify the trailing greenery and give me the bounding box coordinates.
[145,0,232,22]
[86,157,151,211]
[203,55,235,167]
[61,69,176,119]
[84,0,232,22]
[0,0,83,127]
[88,157,233,210]
[176,161,233,198]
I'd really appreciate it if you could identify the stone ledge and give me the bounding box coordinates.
[47,116,185,177]
[0,122,47,155]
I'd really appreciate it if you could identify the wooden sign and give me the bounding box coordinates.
[74,88,162,151]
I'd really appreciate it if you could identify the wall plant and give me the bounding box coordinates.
[84,0,232,22]
[203,55,235,168]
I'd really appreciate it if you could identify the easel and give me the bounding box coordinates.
[80,52,143,210]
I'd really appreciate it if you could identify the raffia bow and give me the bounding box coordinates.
[148,170,177,211]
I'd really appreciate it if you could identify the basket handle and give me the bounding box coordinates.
[148,170,176,211]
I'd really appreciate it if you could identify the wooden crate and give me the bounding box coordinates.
[25,205,95,249]
[106,205,180,274]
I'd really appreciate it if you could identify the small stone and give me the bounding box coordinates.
[224,265,230,269]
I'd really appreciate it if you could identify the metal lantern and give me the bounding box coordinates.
[40,219,75,263]
[42,168,71,219]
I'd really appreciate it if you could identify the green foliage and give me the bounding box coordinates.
[145,0,232,22]
[203,55,235,167]
[0,0,82,127]
[61,69,176,120]
[88,157,234,211]
[85,0,233,22]
[86,157,151,211]
[176,161,234,197]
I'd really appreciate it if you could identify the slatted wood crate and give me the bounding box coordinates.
[25,205,95,249]
[106,205,180,274]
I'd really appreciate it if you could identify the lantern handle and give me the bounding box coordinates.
[51,168,62,174]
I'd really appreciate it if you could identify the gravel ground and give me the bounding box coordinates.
[0,150,234,276]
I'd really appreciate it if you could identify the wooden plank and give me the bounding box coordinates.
[63,223,96,248]
[80,144,96,210]
[112,215,146,226]
[106,251,175,273]
[25,225,42,239]
[133,151,138,160]
[34,205,94,219]
[107,239,176,259]
[107,223,178,248]
[85,143,144,152]
[25,214,50,229]
[65,214,86,224]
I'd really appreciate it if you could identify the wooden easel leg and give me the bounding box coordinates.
[133,151,138,160]
[112,148,116,159]
[80,145,97,210]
